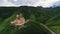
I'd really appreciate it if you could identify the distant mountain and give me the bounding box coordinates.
[53,1,60,7]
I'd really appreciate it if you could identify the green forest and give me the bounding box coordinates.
[0,6,60,34]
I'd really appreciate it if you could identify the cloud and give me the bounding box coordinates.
[33,0,60,7]
[0,0,17,7]
[0,0,4,4]
[0,0,60,7]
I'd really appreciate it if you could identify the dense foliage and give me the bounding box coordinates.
[0,6,60,34]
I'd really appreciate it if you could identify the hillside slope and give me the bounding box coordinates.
[0,6,60,34]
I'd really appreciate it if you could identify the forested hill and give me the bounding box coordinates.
[0,6,60,17]
[0,6,60,23]
[0,6,60,34]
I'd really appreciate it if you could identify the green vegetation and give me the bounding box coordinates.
[0,6,60,34]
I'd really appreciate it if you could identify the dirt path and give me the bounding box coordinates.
[40,23,56,34]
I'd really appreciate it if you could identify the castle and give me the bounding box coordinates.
[10,13,29,28]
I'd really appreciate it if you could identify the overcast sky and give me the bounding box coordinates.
[0,0,60,7]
